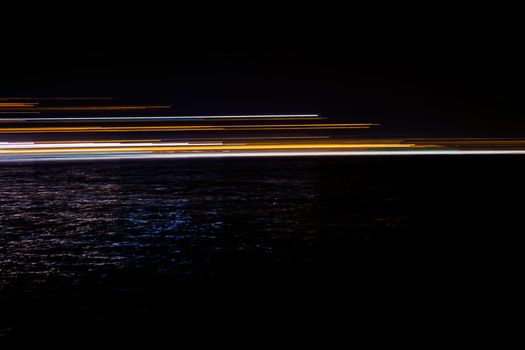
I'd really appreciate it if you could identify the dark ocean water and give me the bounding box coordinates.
[0,157,522,345]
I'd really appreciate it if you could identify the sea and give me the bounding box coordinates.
[1,156,522,345]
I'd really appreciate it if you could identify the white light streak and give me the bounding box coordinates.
[1,149,525,163]
[0,114,320,122]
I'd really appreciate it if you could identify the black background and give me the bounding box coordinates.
[1,6,523,136]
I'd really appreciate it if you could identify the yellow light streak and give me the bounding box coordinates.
[0,143,416,154]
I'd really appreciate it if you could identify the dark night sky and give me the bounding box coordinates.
[1,7,523,137]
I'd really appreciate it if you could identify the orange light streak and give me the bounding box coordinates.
[0,143,416,154]
[0,105,170,111]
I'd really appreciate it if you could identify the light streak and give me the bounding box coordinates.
[0,142,416,154]
[2,149,525,163]
[0,97,115,101]
[0,123,376,133]
[1,99,523,164]
[0,103,38,107]
[0,114,321,122]
[0,142,224,149]
[0,105,171,112]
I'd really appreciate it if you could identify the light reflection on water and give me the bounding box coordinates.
[0,158,410,288]
[1,156,522,346]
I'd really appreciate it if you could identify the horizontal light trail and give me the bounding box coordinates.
[0,114,321,122]
[3,138,525,156]
[0,142,224,149]
[7,136,330,144]
[212,136,331,140]
[0,123,375,133]
[0,142,416,154]
[2,149,525,163]
[0,105,171,112]
[1,100,523,163]
[0,97,115,101]
[0,117,323,123]
[0,103,38,108]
